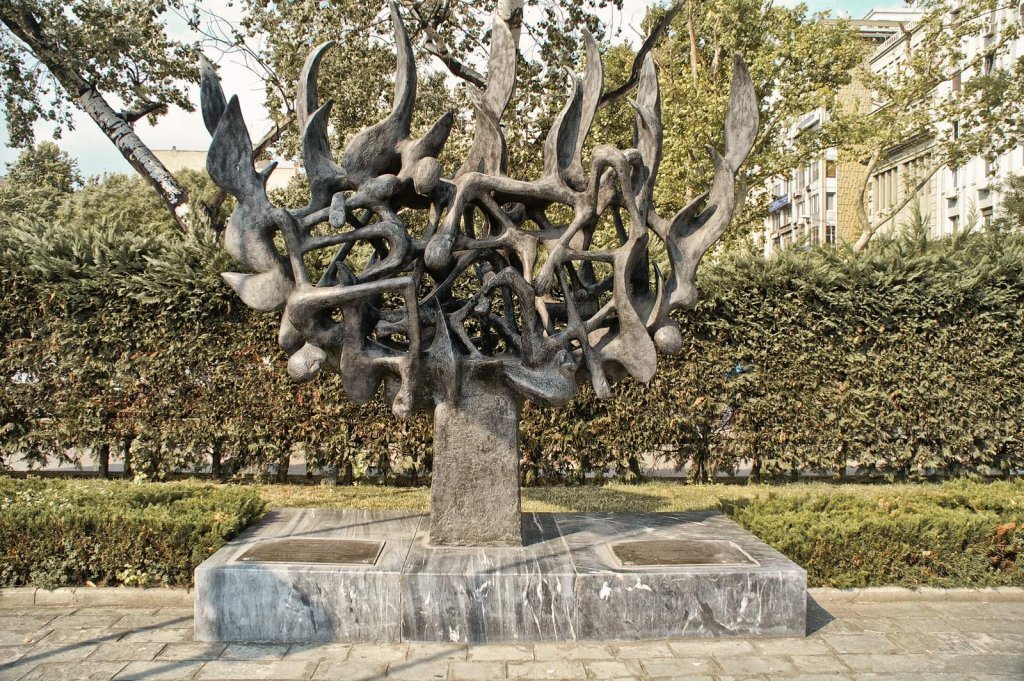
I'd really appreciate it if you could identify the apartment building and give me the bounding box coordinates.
[154,147,298,193]
[764,11,919,253]
[765,5,1024,253]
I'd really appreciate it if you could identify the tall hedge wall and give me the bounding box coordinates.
[2,212,1023,483]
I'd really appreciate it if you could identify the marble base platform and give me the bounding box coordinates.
[194,509,806,643]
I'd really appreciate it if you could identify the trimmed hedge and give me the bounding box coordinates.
[0,478,265,588]
[720,479,1024,588]
[3,203,1024,483]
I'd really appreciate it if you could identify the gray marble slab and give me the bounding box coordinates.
[555,512,806,639]
[401,513,575,642]
[194,509,806,642]
[194,509,422,642]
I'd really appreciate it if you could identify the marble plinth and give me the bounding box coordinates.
[194,509,806,643]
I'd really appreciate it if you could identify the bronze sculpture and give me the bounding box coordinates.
[200,1,758,546]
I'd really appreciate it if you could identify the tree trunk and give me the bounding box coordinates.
[430,376,523,547]
[0,11,190,231]
[121,436,133,479]
[687,0,699,83]
[211,440,223,480]
[97,443,110,479]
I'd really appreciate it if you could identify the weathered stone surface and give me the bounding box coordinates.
[430,379,523,547]
[403,513,573,641]
[194,509,419,643]
[195,509,805,642]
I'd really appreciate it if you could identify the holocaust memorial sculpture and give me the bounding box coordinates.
[195,2,806,642]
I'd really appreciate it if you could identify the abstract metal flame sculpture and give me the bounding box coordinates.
[200,2,758,546]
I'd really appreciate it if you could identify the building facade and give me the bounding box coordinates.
[765,6,1024,253]
[153,148,298,194]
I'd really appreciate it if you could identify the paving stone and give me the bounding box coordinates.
[404,643,467,661]
[346,644,408,664]
[195,660,318,679]
[47,614,126,630]
[0,617,59,634]
[821,634,901,655]
[930,602,1024,619]
[533,643,611,660]
[714,655,797,675]
[28,629,117,646]
[940,654,1024,676]
[448,661,506,680]
[112,613,192,630]
[944,617,1024,634]
[114,661,205,680]
[220,644,289,661]
[311,661,387,680]
[789,654,849,674]
[846,603,944,619]
[582,659,643,679]
[117,628,192,643]
[0,631,55,647]
[385,658,449,679]
[0,646,33,666]
[0,661,37,681]
[640,657,720,678]
[840,654,949,673]
[155,643,226,661]
[19,643,99,663]
[506,660,586,679]
[752,638,834,656]
[817,618,902,634]
[87,642,166,662]
[18,661,125,680]
[467,644,533,661]
[282,644,352,662]
[667,639,756,657]
[614,642,675,658]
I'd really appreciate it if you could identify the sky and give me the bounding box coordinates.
[0,0,889,177]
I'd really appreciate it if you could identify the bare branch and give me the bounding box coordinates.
[121,101,166,124]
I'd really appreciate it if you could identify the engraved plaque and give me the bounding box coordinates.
[238,539,384,565]
[610,539,757,567]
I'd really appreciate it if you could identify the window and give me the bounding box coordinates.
[950,215,959,234]
[982,207,993,229]
[986,157,999,177]
[984,52,995,76]
[826,160,837,178]
[952,71,962,92]
[950,166,960,187]
[809,194,820,216]
[825,224,837,245]
[809,163,820,184]
[826,192,836,212]
[953,120,960,140]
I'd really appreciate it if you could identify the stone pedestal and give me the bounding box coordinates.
[195,509,806,642]
[430,380,522,546]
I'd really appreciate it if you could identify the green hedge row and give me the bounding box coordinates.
[721,480,1024,588]
[0,478,265,588]
[2,199,1024,482]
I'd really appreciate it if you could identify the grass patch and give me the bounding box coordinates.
[1,477,1020,588]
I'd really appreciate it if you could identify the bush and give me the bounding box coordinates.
[0,477,265,588]
[721,479,1024,587]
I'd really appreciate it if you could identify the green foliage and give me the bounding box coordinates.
[721,480,1023,587]
[0,142,82,219]
[0,0,198,148]
[0,478,265,588]
[2,171,1024,483]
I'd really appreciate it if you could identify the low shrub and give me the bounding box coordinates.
[721,479,1024,588]
[0,477,265,588]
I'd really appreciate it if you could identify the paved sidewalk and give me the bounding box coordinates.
[0,593,1022,680]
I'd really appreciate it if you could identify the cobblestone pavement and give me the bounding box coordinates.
[0,594,1022,680]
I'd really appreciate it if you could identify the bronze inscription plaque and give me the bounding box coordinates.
[611,539,756,567]
[238,539,384,565]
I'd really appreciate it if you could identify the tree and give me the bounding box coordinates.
[835,0,1024,251]
[590,0,864,242]
[0,0,198,229]
[0,141,81,218]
